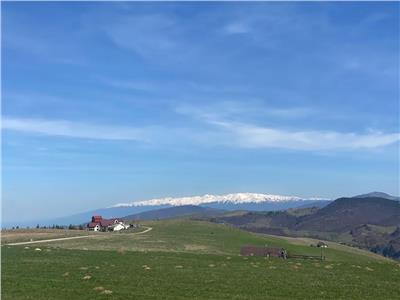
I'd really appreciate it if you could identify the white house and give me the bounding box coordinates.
[110,222,130,231]
[87,216,130,232]
[88,223,101,231]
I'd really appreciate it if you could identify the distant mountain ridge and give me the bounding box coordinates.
[3,192,330,227]
[212,196,400,234]
[207,196,400,259]
[123,205,225,221]
[5,191,397,228]
[294,197,400,232]
[113,193,329,207]
[112,193,329,207]
[353,192,399,201]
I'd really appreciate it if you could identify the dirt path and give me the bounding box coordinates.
[134,226,152,235]
[6,226,153,246]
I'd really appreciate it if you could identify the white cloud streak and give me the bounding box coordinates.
[2,116,399,151]
[2,118,149,142]
[214,121,400,150]
[175,105,400,150]
[176,102,314,121]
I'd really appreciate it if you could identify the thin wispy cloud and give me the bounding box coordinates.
[99,78,157,92]
[104,14,179,59]
[99,77,255,97]
[2,118,150,142]
[175,102,315,122]
[4,115,399,151]
[86,4,398,84]
[175,104,400,150]
[213,121,400,150]
[223,22,250,34]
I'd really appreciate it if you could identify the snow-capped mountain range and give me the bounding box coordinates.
[113,193,329,207]
[6,191,399,228]
[5,193,331,228]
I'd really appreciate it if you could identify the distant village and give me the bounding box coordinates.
[9,215,137,232]
[87,215,134,232]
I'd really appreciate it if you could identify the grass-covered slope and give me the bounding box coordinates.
[123,205,225,221]
[18,219,388,261]
[3,246,400,300]
[210,197,400,259]
[2,220,399,300]
[295,197,400,231]
[1,228,100,244]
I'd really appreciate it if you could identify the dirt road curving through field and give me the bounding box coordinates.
[133,226,152,235]
[6,226,153,246]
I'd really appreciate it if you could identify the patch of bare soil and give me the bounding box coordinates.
[184,244,209,251]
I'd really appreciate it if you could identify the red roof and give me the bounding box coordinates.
[92,215,103,222]
[87,222,100,228]
[87,217,120,228]
[100,219,120,227]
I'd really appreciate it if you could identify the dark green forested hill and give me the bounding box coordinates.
[209,197,400,259]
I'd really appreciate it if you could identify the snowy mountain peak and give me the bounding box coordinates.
[113,193,329,208]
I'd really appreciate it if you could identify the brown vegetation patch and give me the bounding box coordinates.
[184,244,208,251]
[292,265,300,270]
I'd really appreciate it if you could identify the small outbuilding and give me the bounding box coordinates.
[317,241,328,248]
[87,222,101,231]
[241,246,287,259]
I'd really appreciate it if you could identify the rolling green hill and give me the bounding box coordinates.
[295,197,400,231]
[13,219,388,261]
[123,205,225,221]
[2,220,400,299]
[210,197,400,259]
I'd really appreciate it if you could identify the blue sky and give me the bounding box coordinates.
[2,2,399,223]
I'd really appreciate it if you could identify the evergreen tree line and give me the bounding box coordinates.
[11,224,85,230]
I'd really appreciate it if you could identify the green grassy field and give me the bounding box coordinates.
[1,228,101,244]
[2,220,400,299]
